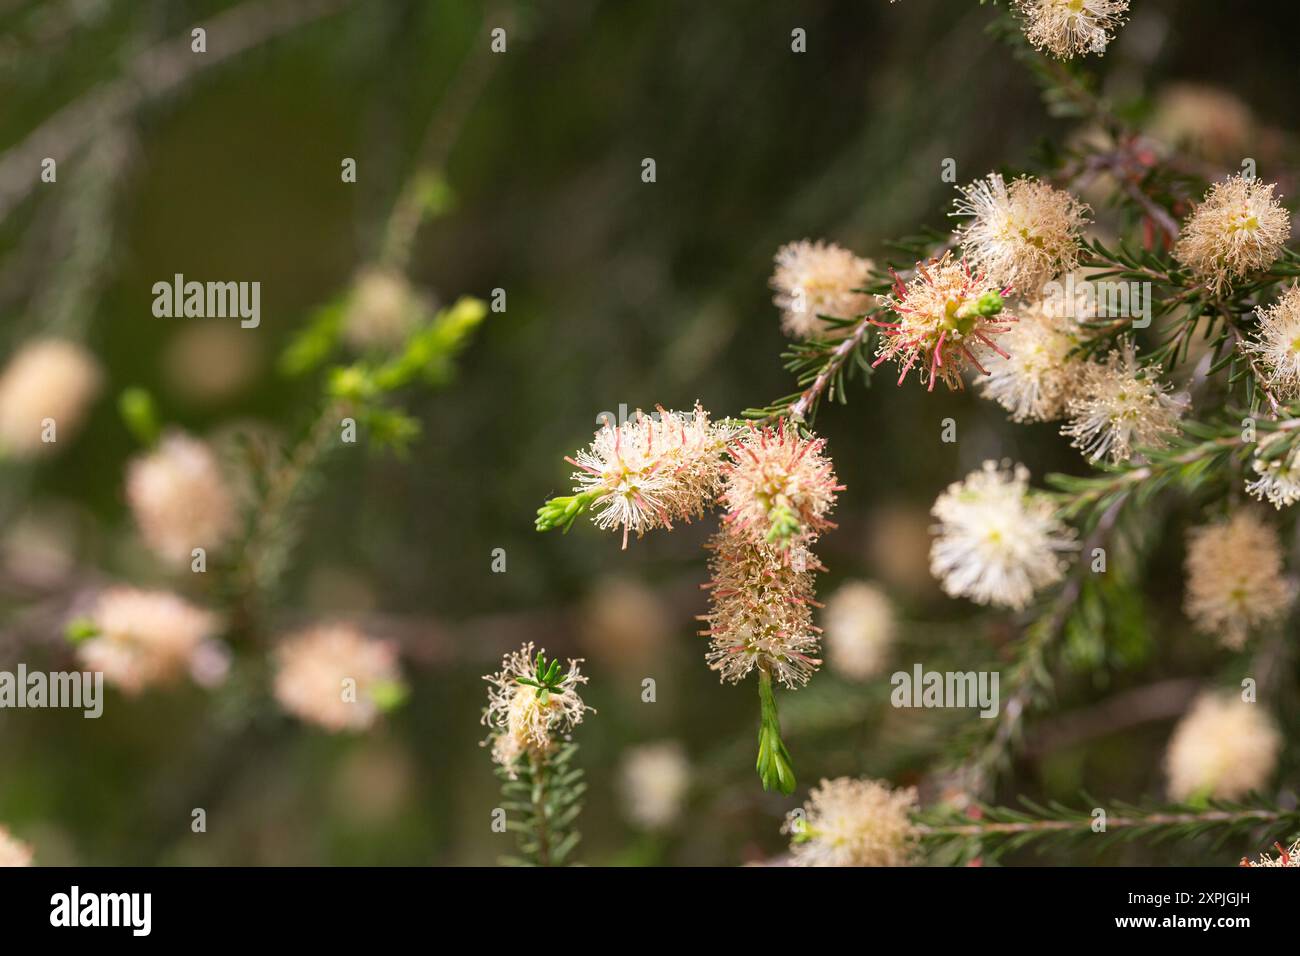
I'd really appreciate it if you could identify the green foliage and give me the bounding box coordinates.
[918,796,1300,866]
[279,297,346,377]
[741,308,883,425]
[534,489,597,533]
[117,387,160,447]
[756,668,796,795]
[496,743,587,867]
[64,617,99,644]
[514,650,568,699]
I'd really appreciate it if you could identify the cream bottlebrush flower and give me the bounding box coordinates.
[274,624,404,732]
[770,239,875,340]
[1242,284,1300,401]
[1013,0,1129,59]
[563,404,736,548]
[929,460,1077,610]
[1175,175,1291,294]
[873,253,1014,392]
[720,421,841,552]
[951,173,1090,295]
[578,576,671,670]
[78,587,220,694]
[126,431,238,565]
[0,826,33,867]
[343,267,428,350]
[782,777,919,867]
[163,320,262,405]
[0,339,102,458]
[823,581,896,681]
[976,301,1083,422]
[700,528,823,689]
[482,643,591,773]
[1242,839,1300,868]
[619,741,691,830]
[1246,447,1300,510]
[1149,84,1254,165]
[1060,346,1188,463]
[1165,691,1281,801]
[1184,511,1295,650]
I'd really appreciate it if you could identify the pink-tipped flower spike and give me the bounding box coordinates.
[699,528,825,691]
[537,403,738,548]
[719,419,842,553]
[873,253,1014,392]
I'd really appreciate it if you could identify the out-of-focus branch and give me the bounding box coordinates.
[379,2,510,270]
[1021,678,1202,759]
[0,0,357,224]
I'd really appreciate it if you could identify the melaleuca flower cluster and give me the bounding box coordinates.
[769,239,876,340]
[1243,284,1300,401]
[719,420,840,552]
[1164,690,1280,801]
[540,403,737,548]
[482,643,591,776]
[619,741,691,831]
[1183,511,1295,650]
[873,253,1015,392]
[951,173,1090,295]
[1013,0,1129,60]
[341,266,431,351]
[782,777,919,867]
[823,581,896,681]
[703,422,841,689]
[929,460,1077,611]
[542,411,841,693]
[273,624,405,732]
[76,587,226,694]
[976,293,1088,422]
[0,339,102,459]
[126,431,238,566]
[700,531,824,689]
[1246,444,1300,510]
[1175,174,1290,294]
[0,826,33,867]
[1059,345,1188,464]
[1242,839,1300,868]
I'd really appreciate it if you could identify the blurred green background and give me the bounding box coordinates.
[1,0,1298,865]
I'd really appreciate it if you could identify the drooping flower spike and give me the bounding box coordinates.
[699,528,825,690]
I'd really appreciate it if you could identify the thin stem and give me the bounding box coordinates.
[379,2,508,270]
[527,750,553,867]
[919,806,1294,839]
[231,398,351,629]
[0,0,358,225]
[961,493,1127,797]
[783,310,879,424]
